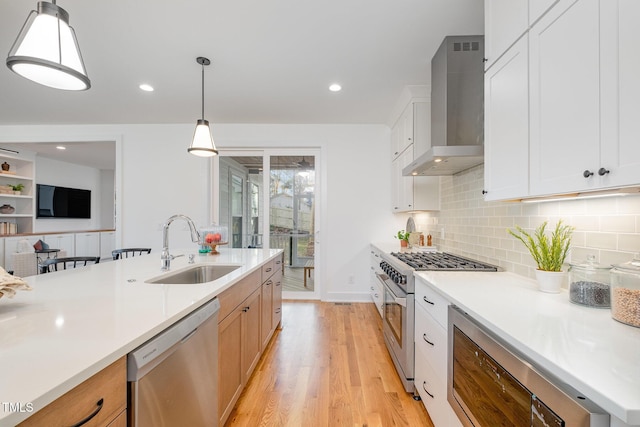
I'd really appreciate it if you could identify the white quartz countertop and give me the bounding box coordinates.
[0,248,282,426]
[415,271,640,425]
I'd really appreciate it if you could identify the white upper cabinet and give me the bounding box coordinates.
[390,101,440,212]
[390,105,414,160]
[529,0,601,196]
[484,0,528,70]
[600,0,640,189]
[484,0,640,200]
[483,36,530,201]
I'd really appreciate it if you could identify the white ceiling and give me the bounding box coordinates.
[0,141,115,170]
[0,0,484,127]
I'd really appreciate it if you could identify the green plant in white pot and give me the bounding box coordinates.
[508,220,574,293]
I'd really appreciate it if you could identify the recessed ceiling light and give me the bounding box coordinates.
[329,83,342,92]
[139,83,154,92]
[56,146,66,150]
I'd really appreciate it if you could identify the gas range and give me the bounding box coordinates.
[374,248,498,396]
[377,251,498,294]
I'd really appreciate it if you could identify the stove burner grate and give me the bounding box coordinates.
[390,252,497,271]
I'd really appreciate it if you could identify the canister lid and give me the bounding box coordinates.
[613,253,640,272]
[570,255,610,271]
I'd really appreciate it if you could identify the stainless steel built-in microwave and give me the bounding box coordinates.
[447,306,609,427]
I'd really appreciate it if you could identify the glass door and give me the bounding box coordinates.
[215,150,319,299]
[269,155,315,293]
[230,173,244,248]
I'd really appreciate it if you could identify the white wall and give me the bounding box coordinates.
[213,124,408,302]
[100,169,115,229]
[0,123,403,301]
[34,157,102,233]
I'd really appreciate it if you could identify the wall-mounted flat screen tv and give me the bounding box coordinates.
[36,184,91,219]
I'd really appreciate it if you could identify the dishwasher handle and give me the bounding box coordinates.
[127,298,220,381]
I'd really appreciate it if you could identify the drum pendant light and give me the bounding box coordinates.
[188,57,218,157]
[6,0,91,91]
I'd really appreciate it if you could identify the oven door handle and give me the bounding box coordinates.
[392,295,407,307]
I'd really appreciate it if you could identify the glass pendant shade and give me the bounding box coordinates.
[188,119,218,157]
[6,1,90,91]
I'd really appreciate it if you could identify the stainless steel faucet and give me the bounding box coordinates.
[161,214,201,271]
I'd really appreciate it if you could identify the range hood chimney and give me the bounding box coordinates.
[403,35,485,176]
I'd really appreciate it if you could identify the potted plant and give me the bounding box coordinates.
[395,230,410,248]
[9,183,24,195]
[508,220,574,293]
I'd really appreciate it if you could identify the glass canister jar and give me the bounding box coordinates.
[568,255,611,308]
[610,254,640,328]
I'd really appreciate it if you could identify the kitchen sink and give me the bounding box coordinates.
[146,264,241,284]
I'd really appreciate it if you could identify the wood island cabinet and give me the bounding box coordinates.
[217,269,261,424]
[17,357,126,427]
[261,254,283,349]
[217,254,283,426]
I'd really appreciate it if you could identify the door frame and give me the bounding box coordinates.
[212,148,322,300]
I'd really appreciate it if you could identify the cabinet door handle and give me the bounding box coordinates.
[583,170,594,178]
[598,167,610,176]
[422,382,434,399]
[242,307,250,312]
[374,293,379,298]
[423,296,434,305]
[482,190,488,195]
[265,267,272,272]
[69,398,104,427]
[423,334,434,346]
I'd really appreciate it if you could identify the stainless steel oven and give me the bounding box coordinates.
[448,305,609,427]
[377,270,415,393]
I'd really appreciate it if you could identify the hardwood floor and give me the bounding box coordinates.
[225,301,434,426]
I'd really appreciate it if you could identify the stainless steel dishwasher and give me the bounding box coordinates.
[128,298,220,427]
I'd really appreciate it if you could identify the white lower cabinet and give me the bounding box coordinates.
[100,231,116,260]
[75,232,100,257]
[414,276,462,427]
[414,345,462,427]
[43,234,75,257]
[369,245,383,317]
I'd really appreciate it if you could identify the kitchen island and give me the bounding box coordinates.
[416,271,640,427]
[0,248,282,426]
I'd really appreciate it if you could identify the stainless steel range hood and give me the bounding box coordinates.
[403,36,484,176]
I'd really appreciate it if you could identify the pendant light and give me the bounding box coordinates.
[6,0,90,91]
[188,57,218,157]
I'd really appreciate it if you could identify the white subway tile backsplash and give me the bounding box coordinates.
[618,234,640,253]
[430,164,640,280]
[617,195,640,214]
[600,215,635,233]
[585,232,618,250]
